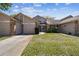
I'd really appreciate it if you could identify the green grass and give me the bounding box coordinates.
[0,35,10,41]
[21,33,79,56]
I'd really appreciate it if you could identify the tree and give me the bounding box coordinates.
[10,14,17,17]
[0,3,12,11]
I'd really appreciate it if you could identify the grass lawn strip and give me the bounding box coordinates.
[0,35,10,41]
[22,33,79,56]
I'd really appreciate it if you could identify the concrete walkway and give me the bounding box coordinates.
[39,32,45,35]
[0,35,33,56]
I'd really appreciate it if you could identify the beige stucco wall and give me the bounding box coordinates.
[0,15,10,35]
[60,22,75,35]
[23,15,34,23]
[23,23,35,34]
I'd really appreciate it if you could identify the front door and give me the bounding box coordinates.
[40,26,46,32]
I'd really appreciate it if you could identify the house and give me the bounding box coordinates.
[33,15,47,32]
[14,13,35,34]
[0,12,16,35]
[59,15,79,35]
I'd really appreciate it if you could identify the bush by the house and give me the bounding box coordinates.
[35,27,39,34]
[46,28,52,33]
[47,28,58,33]
[52,28,58,33]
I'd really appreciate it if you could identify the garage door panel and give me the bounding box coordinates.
[23,23,35,34]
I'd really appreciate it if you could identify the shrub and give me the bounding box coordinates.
[46,28,52,33]
[52,28,58,33]
[68,32,72,35]
[47,28,58,33]
[35,27,39,34]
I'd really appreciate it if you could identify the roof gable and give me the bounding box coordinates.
[13,13,35,23]
[33,15,47,23]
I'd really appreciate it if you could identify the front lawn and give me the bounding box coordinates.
[0,35,10,41]
[21,33,79,56]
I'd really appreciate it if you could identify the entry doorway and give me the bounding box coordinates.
[39,26,47,32]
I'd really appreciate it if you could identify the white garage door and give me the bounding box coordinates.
[23,23,35,34]
[0,21,10,35]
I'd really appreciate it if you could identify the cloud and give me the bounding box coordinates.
[65,3,71,5]
[21,7,43,13]
[55,3,59,6]
[10,4,79,19]
[47,8,57,12]
[21,7,35,13]
[21,6,73,18]
[11,9,20,14]
[33,3,42,7]
[71,11,79,16]
[13,9,19,12]
[44,7,74,19]
[22,3,25,5]
[21,7,34,11]
[14,5,19,8]
[21,7,44,16]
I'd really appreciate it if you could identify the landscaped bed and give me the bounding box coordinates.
[21,33,79,56]
[0,35,10,41]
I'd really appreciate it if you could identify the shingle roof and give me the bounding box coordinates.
[14,13,32,19]
[47,20,60,25]
[61,15,73,21]
[33,15,47,21]
[0,12,16,21]
[46,18,60,25]
[60,16,79,24]
[0,12,9,16]
[33,15,47,24]
[13,13,35,22]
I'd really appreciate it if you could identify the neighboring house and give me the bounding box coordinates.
[59,15,79,35]
[0,12,16,35]
[33,15,59,32]
[33,15,47,32]
[14,13,35,34]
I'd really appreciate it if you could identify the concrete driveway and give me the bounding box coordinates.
[0,35,33,56]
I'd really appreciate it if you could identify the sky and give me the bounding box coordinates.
[1,3,79,20]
